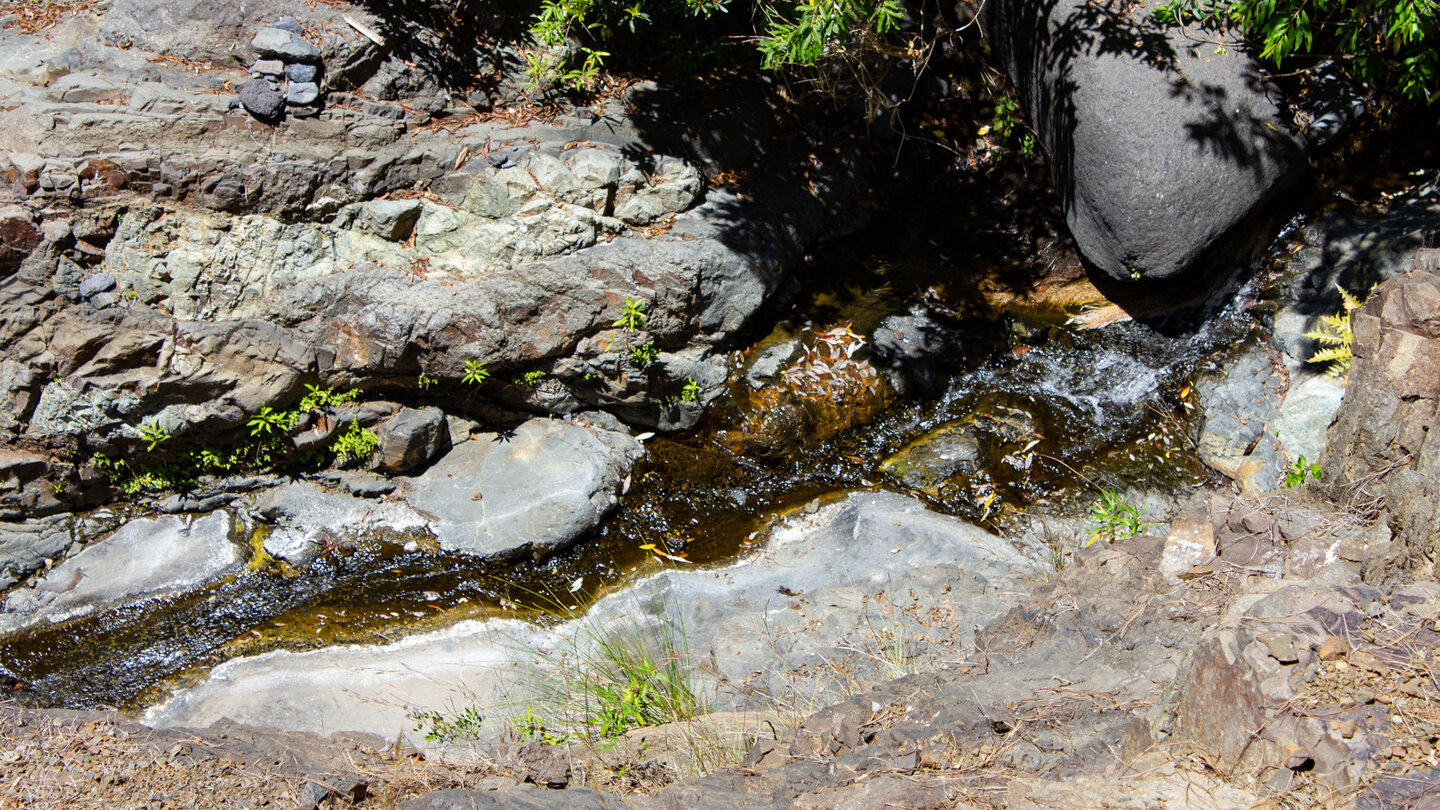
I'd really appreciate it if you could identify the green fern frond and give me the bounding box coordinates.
[1304,282,1366,378]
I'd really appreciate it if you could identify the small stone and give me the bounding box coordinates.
[239,78,285,120]
[1332,719,1357,739]
[1317,635,1352,660]
[286,62,318,83]
[250,59,284,77]
[465,89,492,111]
[78,272,116,298]
[1259,632,1301,665]
[251,27,320,63]
[271,16,303,33]
[286,81,320,106]
[1351,650,1392,676]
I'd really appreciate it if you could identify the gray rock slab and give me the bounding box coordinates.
[0,511,243,634]
[144,491,1037,741]
[251,27,320,63]
[252,481,429,564]
[1196,342,1289,492]
[403,419,643,559]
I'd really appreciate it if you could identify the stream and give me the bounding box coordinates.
[0,176,1263,721]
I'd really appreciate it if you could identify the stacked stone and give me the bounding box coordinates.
[238,17,323,122]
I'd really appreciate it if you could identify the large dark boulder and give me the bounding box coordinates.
[982,0,1304,281]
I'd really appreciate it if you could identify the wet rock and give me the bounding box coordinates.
[880,423,981,492]
[372,406,449,473]
[239,78,285,121]
[252,480,428,564]
[1273,373,1345,465]
[0,511,243,634]
[252,27,320,63]
[403,418,643,559]
[145,490,1036,740]
[981,0,1303,280]
[871,306,978,395]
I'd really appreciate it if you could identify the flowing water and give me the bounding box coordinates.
[0,180,1261,713]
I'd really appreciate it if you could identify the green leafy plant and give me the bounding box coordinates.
[756,0,905,69]
[628,341,660,367]
[137,420,171,452]
[1304,284,1364,378]
[409,706,485,744]
[1150,0,1438,102]
[508,588,700,743]
[1085,489,1151,546]
[613,297,648,333]
[331,421,379,465]
[462,359,491,386]
[247,405,293,438]
[417,372,438,390]
[1284,455,1323,488]
[680,377,701,404]
[513,370,547,387]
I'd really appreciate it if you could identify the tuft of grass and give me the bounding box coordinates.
[510,593,700,744]
[1085,489,1151,546]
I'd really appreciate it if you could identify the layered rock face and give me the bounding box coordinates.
[1322,248,1440,584]
[981,0,1304,281]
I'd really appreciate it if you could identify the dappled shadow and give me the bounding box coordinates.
[981,0,1303,285]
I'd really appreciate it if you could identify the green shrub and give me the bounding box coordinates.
[1152,0,1438,102]
[462,360,491,386]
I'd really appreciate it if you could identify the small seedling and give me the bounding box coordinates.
[409,706,484,744]
[462,359,491,386]
[614,297,648,332]
[514,370,546,387]
[417,372,438,390]
[137,420,171,452]
[1086,489,1150,546]
[680,377,700,404]
[1284,455,1322,488]
[629,342,659,367]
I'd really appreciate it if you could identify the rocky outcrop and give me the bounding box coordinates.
[981,0,1303,281]
[1323,248,1440,584]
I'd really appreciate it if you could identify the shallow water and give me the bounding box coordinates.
[0,181,1255,712]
